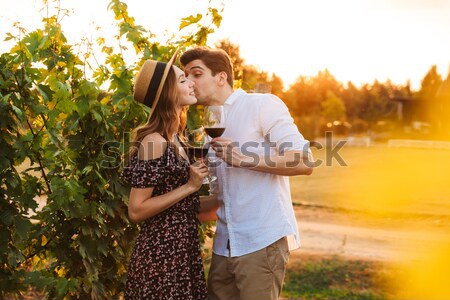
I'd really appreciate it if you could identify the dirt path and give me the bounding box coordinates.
[291,205,450,262]
[33,195,449,263]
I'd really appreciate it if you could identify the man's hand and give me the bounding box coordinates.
[211,137,253,168]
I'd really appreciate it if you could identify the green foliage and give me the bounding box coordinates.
[0,0,222,298]
[321,91,346,122]
[283,71,410,139]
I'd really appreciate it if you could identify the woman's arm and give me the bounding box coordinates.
[128,133,208,223]
[197,194,219,222]
[129,183,200,223]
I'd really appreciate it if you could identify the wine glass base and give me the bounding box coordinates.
[202,176,217,184]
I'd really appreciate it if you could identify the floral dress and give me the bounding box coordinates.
[121,144,207,300]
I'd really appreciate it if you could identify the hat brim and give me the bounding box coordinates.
[148,49,179,120]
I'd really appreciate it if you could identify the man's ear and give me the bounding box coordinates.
[217,71,228,87]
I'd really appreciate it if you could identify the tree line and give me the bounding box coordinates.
[217,40,450,141]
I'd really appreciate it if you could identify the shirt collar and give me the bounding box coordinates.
[224,89,246,106]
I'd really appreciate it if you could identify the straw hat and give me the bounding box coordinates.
[133,50,178,118]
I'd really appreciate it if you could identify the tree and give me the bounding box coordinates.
[416,65,450,138]
[267,73,284,98]
[215,39,285,97]
[313,69,343,101]
[0,0,221,298]
[341,81,364,121]
[215,39,245,87]
[433,70,450,139]
[284,76,320,117]
[419,65,443,100]
[321,91,346,122]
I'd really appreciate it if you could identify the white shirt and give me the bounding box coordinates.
[212,89,311,257]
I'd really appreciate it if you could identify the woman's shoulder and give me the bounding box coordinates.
[138,132,168,160]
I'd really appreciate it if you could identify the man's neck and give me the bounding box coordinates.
[209,86,234,106]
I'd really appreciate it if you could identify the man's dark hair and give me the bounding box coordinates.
[180,47,234,88]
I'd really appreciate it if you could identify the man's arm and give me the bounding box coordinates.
[211,138,313,176]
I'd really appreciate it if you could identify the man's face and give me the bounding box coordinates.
[184,59,219,105]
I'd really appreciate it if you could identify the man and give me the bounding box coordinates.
[181,47,313,300]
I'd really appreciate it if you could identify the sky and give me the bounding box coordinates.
[1,0,450,90]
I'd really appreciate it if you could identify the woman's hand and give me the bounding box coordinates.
[187,161,209,190]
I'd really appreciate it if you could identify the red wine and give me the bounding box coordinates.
[205,127,225,138]
[186,147,209,160]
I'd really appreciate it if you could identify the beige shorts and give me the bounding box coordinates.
[207,237,290,300]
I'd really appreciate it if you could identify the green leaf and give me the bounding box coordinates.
[78,80,97,97]
[56,278,69,298]
[75,96,90,117]
[36,84,53,102]
[38,34,50,50]
[0,209,14,226]
[13,216,32,240]
[5,171,21,189]
[30,104,49,115]
[11,104,24,122]
[56,98,77,114]
[8,250,24,266]
[92,110,102,123]
[4,32,15,41]
[82,165,93,175]
[210,8,223,28]
[23,31,42,56]
[48,75,71,102]
[179,14,202,30]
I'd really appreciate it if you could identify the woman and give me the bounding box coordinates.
[121,51,218,299]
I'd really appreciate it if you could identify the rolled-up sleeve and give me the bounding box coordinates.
[259,94,312,156]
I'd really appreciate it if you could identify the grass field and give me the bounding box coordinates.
[282,254,398,300]
[290,143,450,218]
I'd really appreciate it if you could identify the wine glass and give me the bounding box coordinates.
[180,127,217,184]
[203,106,226,138]
[204,106,225,168]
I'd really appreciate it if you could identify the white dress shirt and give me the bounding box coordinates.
[212,89,311,257]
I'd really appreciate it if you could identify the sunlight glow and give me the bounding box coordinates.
[397,243,450,299]
[212,0,450,88]
[1,0,449,89]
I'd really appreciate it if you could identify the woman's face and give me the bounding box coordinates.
[174,66,197,106]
